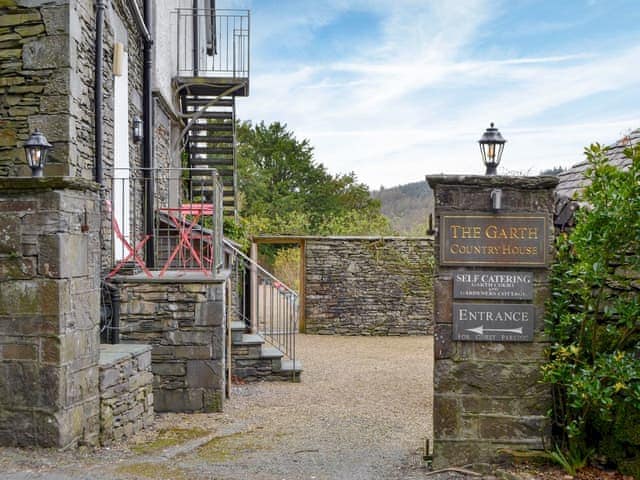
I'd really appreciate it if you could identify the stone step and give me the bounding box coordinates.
[280,359,303,372]
[230,332,302,383]
[278,359,303,382]
[261,346,283,371]
[230,321,247,344]
[238,333,264,346]
[260,346,284,359]
[230,321,247,331]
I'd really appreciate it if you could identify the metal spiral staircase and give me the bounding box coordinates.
[174,7,250,218]
[173,7,302,381]
[180,95,237,216]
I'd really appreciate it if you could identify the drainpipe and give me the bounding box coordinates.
[111,287,121,344]
[94,0,106,186]
[192,0,199,76]
[142,0,155,267]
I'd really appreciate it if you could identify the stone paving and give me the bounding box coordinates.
[0,334,434,480]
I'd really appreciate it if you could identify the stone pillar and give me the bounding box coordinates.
[0,177,101,448]
[426,175,557,467]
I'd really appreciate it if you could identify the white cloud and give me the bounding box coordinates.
[236,0,640,188]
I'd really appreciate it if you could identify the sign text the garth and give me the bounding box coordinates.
[440,214,547,267]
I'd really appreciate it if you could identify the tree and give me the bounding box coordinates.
[540,166,566,175]
[235,121,391,237]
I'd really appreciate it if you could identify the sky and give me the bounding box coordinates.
[229,0,640,189]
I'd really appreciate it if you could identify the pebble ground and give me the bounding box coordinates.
[0,334,435,480]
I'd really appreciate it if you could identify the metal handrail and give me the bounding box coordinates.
[224,239,298,365]
[109,167,224,275]
[176,8,250,78]
[224,239,298,297]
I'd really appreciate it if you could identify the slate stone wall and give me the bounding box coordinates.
[0,0,146,273]
[99,343,154,445]
[304,237,434,335]
[0,178,101,448]
[0,0,143,175]
[114,277,227,413]
[427,175,557,467]
[0,1,68,177]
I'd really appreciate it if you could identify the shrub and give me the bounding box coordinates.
[542,143,640,476]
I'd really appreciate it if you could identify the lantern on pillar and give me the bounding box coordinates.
[478,123,506,175]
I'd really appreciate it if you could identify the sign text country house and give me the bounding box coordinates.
[440,214,547,266]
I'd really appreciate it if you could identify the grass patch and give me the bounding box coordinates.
[197,431,268,463]
[131,428,209,455]
[115,462,190,480]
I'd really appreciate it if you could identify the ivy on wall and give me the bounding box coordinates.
[366,238,435,294]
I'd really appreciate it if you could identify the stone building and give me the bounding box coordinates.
[0,0,252,448]
[555,128,640,229]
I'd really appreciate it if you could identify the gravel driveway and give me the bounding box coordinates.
[0,334,434,480]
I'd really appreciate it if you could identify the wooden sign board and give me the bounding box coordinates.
[440,214,547,267]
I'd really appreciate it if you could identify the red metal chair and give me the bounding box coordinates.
[157,203,214,276]
[105,200,152,279]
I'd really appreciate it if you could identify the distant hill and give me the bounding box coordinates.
[371,181,434,235]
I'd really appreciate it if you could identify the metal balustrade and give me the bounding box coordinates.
[109,167,224,276]
[176,8,250,78]
[224,239,298,367]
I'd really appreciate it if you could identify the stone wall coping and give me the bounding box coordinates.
[111,269,230,284]
[0,177,101,193]
[99,343,152,368]
[254,235,434,242]
[426,175,558,189]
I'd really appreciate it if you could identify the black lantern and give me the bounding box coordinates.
[24,129,52,177]
[478,123,506,175]
[132,116,143,143]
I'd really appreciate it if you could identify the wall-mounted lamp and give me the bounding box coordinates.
[24,129,52,177]
[132,116,143,143]
[491,188,502,211]
[479,123,506,175]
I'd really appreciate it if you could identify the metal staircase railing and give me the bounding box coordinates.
[176,8,250,78]
[224,239,297,364]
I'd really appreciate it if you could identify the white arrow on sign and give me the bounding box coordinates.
[466,325,523,335]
